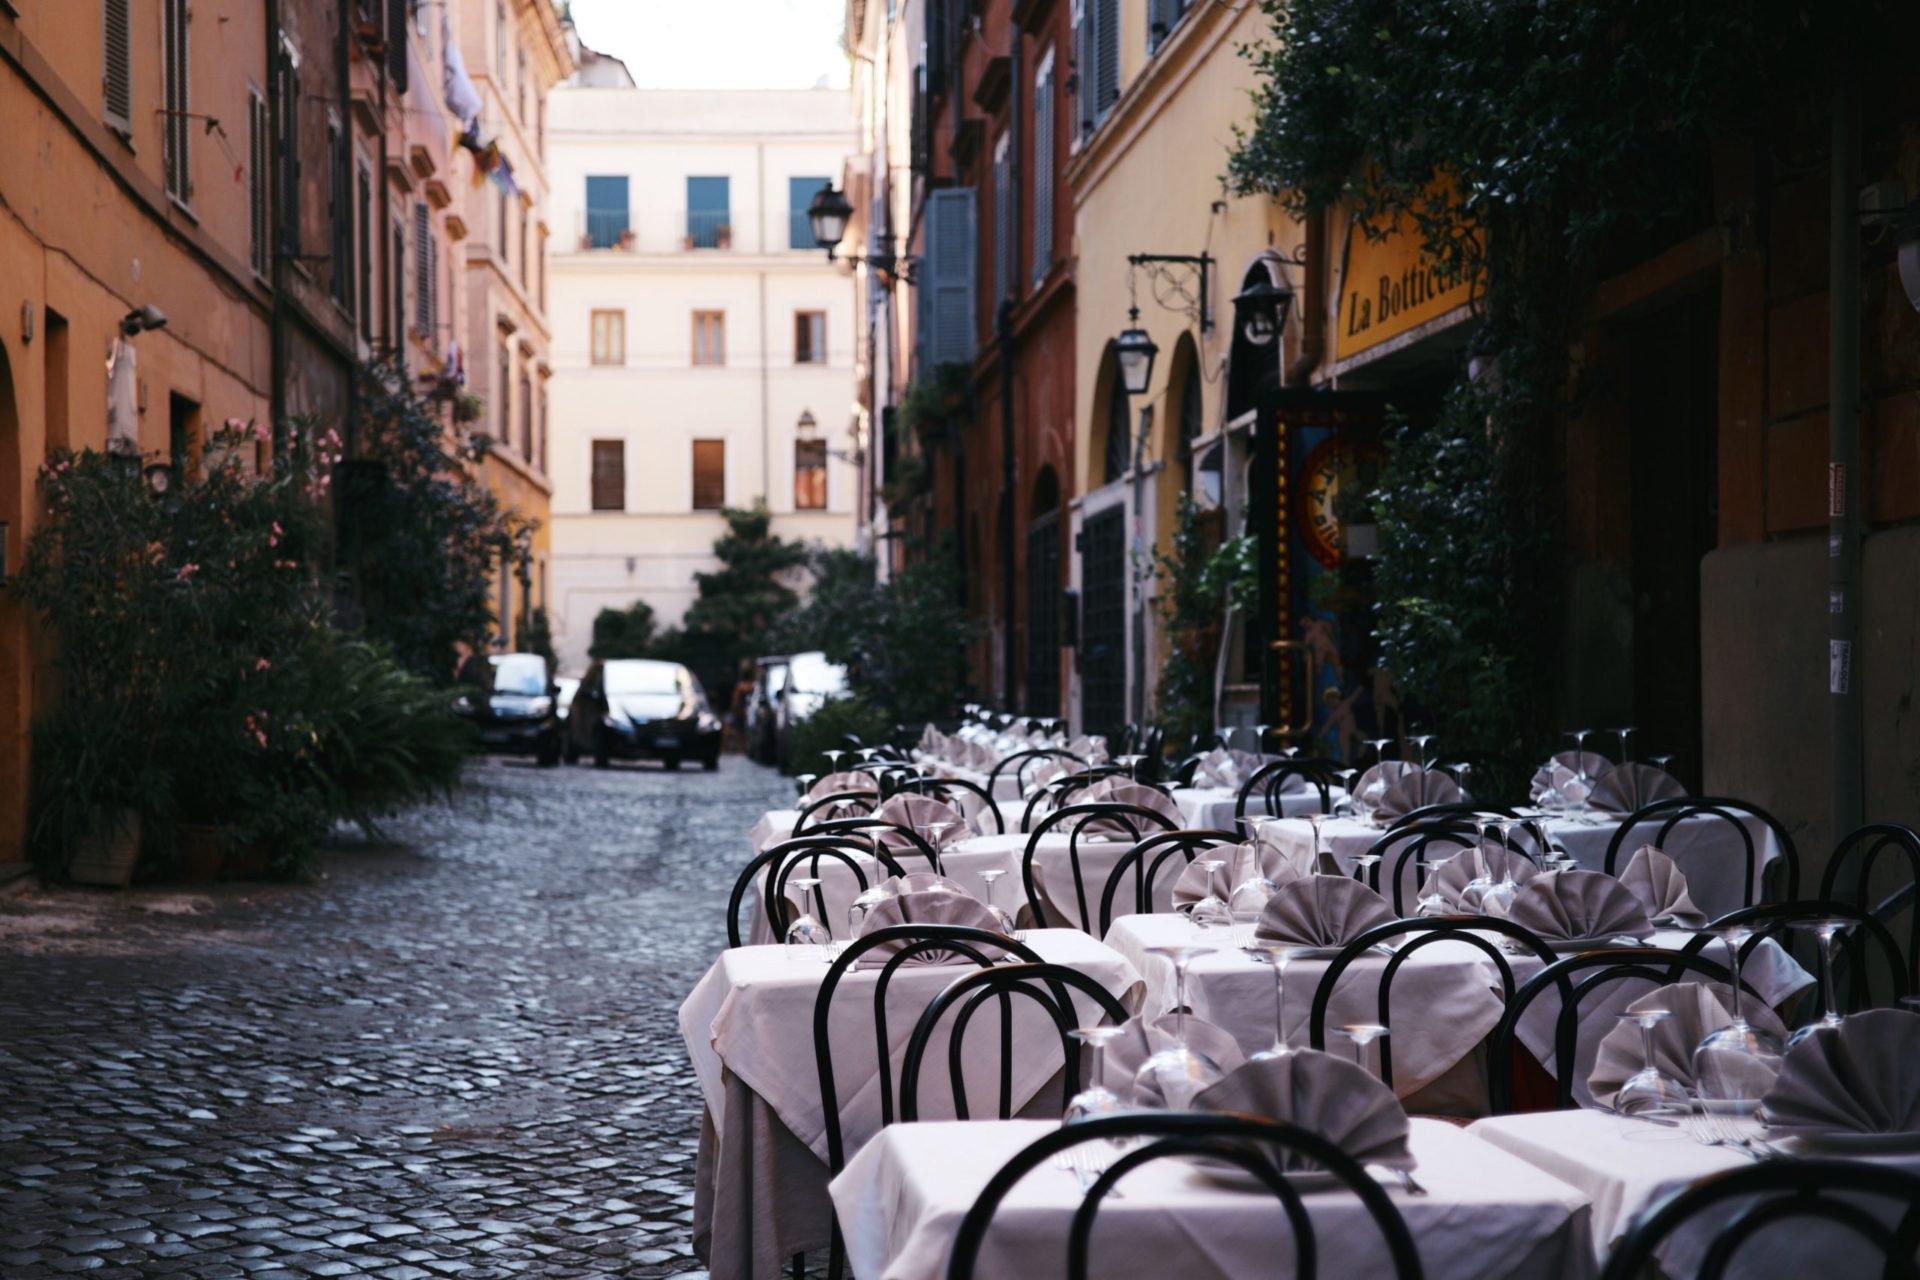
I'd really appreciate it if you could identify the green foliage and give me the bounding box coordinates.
[780,694,897,778]
[590,600,659,659]
[676,503,807,695]
[346,360,533,681]
[1151,494,1256,748]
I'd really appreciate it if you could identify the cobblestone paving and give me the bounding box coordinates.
[0,755,790,1278]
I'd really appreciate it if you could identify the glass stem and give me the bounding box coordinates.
[1086,1041,1103,1093]
[1271,963,1286,1053]
[1172,959,1189,1045]
[1819,929,1840,1022]
[1727,937,1746,1026]
[1640,1019,1657,1075]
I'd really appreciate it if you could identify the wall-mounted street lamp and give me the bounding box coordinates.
[796,407,864,465]
[119,305,169,338]
[1231,275,1294,346]
[1114,308,1158,396]
[808,183,918,286]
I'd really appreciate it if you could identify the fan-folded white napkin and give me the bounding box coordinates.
[1255,876,1394,949]
[852,890,1007,968]
[1170,841,1306,908]
[1098,1011,1247,1104]
[807,770,880,800]
[871,794,972,847]
[1074,778,1181,826]
[1588,982,1789,1106]
[1762,1010,1920,1138]
[1587,763,1686,815]
[1529,751,1611,802]
[1616,844,1707,928]
[1503,870,1652,941]
[1374,768,1461,821]
[1193,1050,1416,1171]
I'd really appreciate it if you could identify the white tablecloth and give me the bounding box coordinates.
[1171,784,1349,830]
[1263,811,1781,919]
[1107,915,1811,1112]
[682,931,1143,1279]
[831,1117,1595,1280]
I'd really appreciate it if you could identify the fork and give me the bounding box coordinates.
[1052,1144,1123,1196]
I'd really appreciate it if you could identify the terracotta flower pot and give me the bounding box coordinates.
[68,810,141,888]
[173,823,231,883]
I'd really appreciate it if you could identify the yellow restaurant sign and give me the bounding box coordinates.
[1333,195,1479,363]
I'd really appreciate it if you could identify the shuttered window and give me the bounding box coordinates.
[413,203,433,337]
[992,132,1012,305]
[357,163,373,340]
[248,89,269,277]
[329,117,350,306]
[1149,0,1193,50]
[1072,0,1091,137]
[388,0,409,91]
[590,440,625,511]
[922,188,977,368]
[276,42,301,255]
[162,0,190,203]
[103,0,132,133]
[519,374,532,458]
[691,440,726,510]
[692,311,726,366]
[794,311,826,365]
[1095,0,1120,120]
[1032,53,1055,286]
[794,439,827,511]
[590,310,625,366]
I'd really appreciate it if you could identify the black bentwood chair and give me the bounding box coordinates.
[1602,796,1801,904]
[1599,1162,1920,1280]
[805,817,944,874]
[1096,829,1242,936]
[945,1113,1425,1280]
[1363,820,1478,911]
[1022,802,1179,933]
[1678,900,1910,1019]
[1487,948,1742,1114]
[892,774,1008,834]
[1307,916,1557,1092]
[898,963,1132,1121]
[1234,758,1341,819]
[986,747,1087,800]
[1822,823,1920,993]
[727,835,903,949]
[791,789,880,835]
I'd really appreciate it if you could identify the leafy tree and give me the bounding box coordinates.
[675,502,806,694]
[589,600,658,659]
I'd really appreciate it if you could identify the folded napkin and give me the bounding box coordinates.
[872,794,973,847]
[1425,844,1542,911]
[1374,767,1462,821]
[1195,748,1278,791]
[1070,735,1109,765]
[1503,869,1652,941]
[1075,778,1181,826]
[1255,876,1395,949]
[852,890,1007,968]
[1193,1050,1416,1172]
[1529,751,1612,802]
[1099,1011,1247,1104]
[1588,982,1790,1106]
[1170,841,1306,908]
[807,770,880,800]
[917,724,942,753]
[1024,759,1070,794]
[1353,759,1419,798]
[1587,763,1686,815]
[1762,1010,1920,1139]
[1616,845,1707,929]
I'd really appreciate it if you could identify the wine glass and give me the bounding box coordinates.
[1366,737,1392,767]
[846,882,894,941]
[1787,919,1848,1048]
[1248,723,1272,755]
[1187,859,1232,930]
[1064,1027,1130,1123]
[1133,946,1227,1110]
[1116,753,1146,780]
[1334,769,1361,818]
[796,772,818,800]
[1304,813,1330,871]
[1611,1009,1689,1138]
[1414,849,1457,915]
[1691,927,1785,1133]
[1358,766,1391,827]
[1614,726,1636,764]
[1227,868,1276,946]
[1452,761,1473,803]
[1352,852,1382,892]
[1564,730,1592,818]
[823,748,847,775]
[977,868,1019,938]
[1479,820,1521,918]
[1335,1023,1390,1079]
[1239,943,1295,1060]
[923,819,965,851]
[1410,734,1435,768]
[784,877,831,947]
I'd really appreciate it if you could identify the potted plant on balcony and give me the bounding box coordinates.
[453,390,485,424]
[617,227,637,250]
[716,224,732,249]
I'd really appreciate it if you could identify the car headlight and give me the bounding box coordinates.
[528,697,553,717]
[602,713,631,731]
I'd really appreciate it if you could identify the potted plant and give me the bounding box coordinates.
[716,224,732,249]
[453,390,485,423]
[618,227,637,250]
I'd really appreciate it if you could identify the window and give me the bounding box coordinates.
[1032,51,1055,286]
[519,372,532,458]
[794,311,826,365]
[537,385,548,475]
[1103,363,1131,484]
[276,40,301,254]
[687,176,730,249]
[992,131,1012,303]
[495,2,507,78]
[1148,0,1194,50]
[387,0,408,90]
[248,88,269,277]
[329,115,350,306]
[497,345,511,441]
[922,188,977,367]
[390,222,405,353]
[498,188,510,260]
[517,49,528,122]
[103,0,132,133]
[1074,0,1119,138]
[585,175,628,248]
[691,440,726,510]
[590,439,625,510]
[413,203,436,337]
[794,439,827,510]
[162,0,190,203]
[519,204,529,289]
[590,310,625,366]
[789,176,830,248]
[357,162,373,341]
[692,310,726,366]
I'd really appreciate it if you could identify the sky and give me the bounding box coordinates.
[566,0,852,91]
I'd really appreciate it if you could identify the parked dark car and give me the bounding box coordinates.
[746,650,849,768]
[452,653,561,766]
[564,658,723,771]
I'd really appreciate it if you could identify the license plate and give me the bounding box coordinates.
[655,735,681,749]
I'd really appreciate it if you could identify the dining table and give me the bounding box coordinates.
[1169,783,1350,830]
[829,1116,1597,1279]
[680,930,1144,1280]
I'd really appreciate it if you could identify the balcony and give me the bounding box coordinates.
[580,209,633,251]
[686,209,732,250]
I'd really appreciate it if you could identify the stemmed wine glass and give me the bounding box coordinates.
[1479,819,1521,918]
[1614,726,1636,765]
[823,748,847,776]
[784,877,831,947]
[1116,753,1146,781]
[796,772,818,801]
[1352,852,1382,892]
[1611,1009,1689,1138]
[1227,864,1276,946]
[1787,918,1848,1048]
[1064,1027,1130,1122]
[846,881,894,941]
[1335,1023,1390,1078]
[1247,723,1272,756]
[1563,730,1593,818]
[977,868,1020,938]
[1188,859,1232,930]
[1133,946,1227,1110]
[1452,761,1473,803]
[1691,926,1785,1132]
[1239,943,1296,1061]
[1305,813,1330,872]
[1335,768,1361,818]
[1410,734,1435,768]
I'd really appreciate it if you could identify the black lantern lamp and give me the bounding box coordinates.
[1115,307,1159,396]
[807,184,853,257]
[1232,276,1293,346]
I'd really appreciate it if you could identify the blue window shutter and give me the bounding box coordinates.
[584,175,629,248]
[1074,0,1093,137]
[924,188,977,368]
[687,175,730,247]
[1096,0,1120,116]
[1033,67,1054,285]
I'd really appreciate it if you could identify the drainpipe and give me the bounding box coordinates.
[1003,35,1022,712]
[759,269,770,506]
[267,0,287,442]
[1828,45,1864,840]
[1286,210,1326,387]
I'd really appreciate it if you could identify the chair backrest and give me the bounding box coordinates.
[1599,1161,1920,1280]
[1678,899,1910,1014]
[814,925,1044,1173]
[893,774,1007,834]
[1366,821,1477,913]
[806,817,943,872]
[1602,795,1800,903]
[985,747,1085,799]
[1488,948,1737,1113]
[945,1113,1424,1280]
[1096,829,1242,936]
[1822,823,1920,993]
[1234,758,1337,819]
[762,837,903,943]
[898,963,1132,1121]
[792,788,880,834]
[1017,767,1135,830]
[1023,802,1180,932]
[1307,916,1557,1090]
[730,834,899,948]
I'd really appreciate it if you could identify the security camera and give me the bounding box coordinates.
[120,304,169,336]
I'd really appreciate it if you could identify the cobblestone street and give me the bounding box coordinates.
[0,756,789,1279]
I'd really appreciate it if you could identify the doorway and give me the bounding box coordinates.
[1079,505,1126,738]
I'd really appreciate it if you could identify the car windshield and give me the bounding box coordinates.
[491,656,548,696]
[604,662,683,696]
[787,653,847,695]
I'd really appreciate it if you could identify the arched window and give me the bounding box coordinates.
[1103,363,1131,484]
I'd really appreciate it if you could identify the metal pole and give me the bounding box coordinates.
[1828,43,1864,841]
[998,299,1017,710]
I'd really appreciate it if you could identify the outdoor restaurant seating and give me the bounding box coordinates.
[687,712,1920,1279]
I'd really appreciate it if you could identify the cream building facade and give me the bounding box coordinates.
[545,86,859,673]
